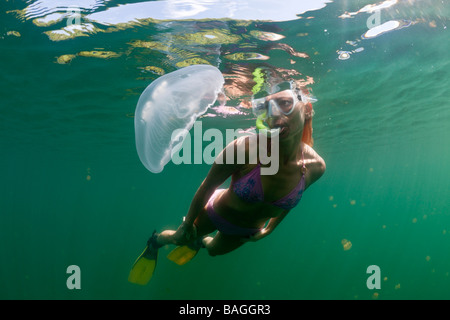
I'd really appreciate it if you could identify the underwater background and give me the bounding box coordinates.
[0,0,449,300]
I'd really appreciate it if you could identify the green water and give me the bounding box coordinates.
[1,0,449,300]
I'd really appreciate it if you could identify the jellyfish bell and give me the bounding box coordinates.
[135,64,225,173]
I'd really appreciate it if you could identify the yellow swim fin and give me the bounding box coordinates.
[128,231,159,285]
[167,246,198,266]
[167,239,203,266]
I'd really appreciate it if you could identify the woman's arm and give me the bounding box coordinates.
[183,161,233,226]
[179,137,251,239]
[303,144,326,188]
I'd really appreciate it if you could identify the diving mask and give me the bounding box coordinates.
[252,84,301,132]
[252,81,317,132]
[252,89,299,120]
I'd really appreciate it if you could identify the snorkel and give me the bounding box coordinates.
[252,68,270,131]
[252,68,275,135]
[255,107,279,137]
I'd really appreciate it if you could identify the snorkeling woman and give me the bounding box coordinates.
[128,81,326,285]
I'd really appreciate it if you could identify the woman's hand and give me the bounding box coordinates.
[173,218,197,244]
[241,228,271,242]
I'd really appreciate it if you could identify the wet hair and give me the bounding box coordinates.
[301,117,314,147]
[297,86,314,147]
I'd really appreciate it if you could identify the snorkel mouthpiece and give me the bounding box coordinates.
[255,113,281,137]
[256,113,269,130]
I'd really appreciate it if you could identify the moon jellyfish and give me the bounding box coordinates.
[135,64,225,173]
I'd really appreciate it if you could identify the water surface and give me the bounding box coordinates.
[0,0,449,299]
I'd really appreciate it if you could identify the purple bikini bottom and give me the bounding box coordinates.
[206,189,262,237]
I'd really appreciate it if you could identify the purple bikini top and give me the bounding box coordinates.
[232,152,306,210]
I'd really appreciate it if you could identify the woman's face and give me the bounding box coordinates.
[265,90,306,139]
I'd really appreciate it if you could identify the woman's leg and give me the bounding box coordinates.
[156,204,216,247]
[202,232,245,256]
[156,188,246,255]
[194,192,247,256]
[156,209,246,256]
[156,229,178,246]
